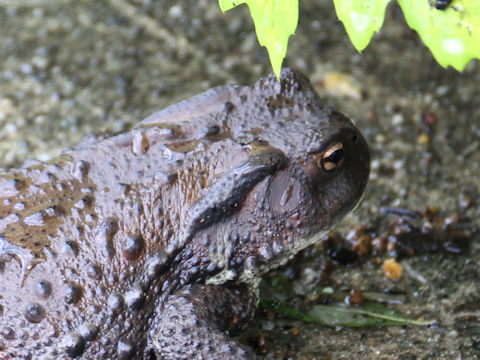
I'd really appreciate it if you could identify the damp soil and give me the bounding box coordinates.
[0,0,479,359]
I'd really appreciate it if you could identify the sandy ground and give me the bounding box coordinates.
[0,0,479,359]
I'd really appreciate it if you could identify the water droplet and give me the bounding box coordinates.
[65,283,83,304]
[132,131,150,156]
[117,338,135,359]
[121,234,145,261]
[34,280,52,299]
[24,303,45,323]
[64,333,85,358]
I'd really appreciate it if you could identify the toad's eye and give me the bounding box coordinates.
[319,142,344,172]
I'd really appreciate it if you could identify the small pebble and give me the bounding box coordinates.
[383,258,403,280]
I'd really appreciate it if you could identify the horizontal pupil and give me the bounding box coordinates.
[326,149,344,164]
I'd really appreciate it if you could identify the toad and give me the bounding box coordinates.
[0,69,369,359]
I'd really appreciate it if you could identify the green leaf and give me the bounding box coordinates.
[218,0,299,78]
[261,299,328,325]
[398,0,480,71]
[333,0,392,52]
[218,0,239,12]
[261,292,434,328]
[307,301,435,327]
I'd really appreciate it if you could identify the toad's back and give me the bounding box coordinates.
[0,119,182,358]
[0,85,239,358]
[0,69,370,359]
